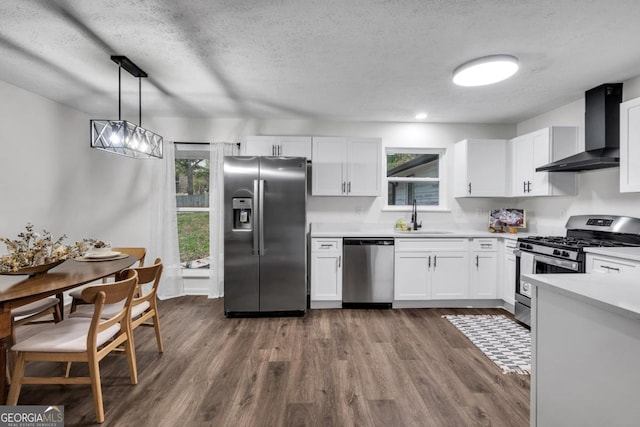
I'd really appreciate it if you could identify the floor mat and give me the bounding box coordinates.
[442,314,531,375]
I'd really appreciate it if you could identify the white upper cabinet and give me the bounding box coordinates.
[312,137,381,196]
[279,136,313,158]
[454,139,508,197]
[511,126,578,197]
[346,137,381,196]
[244,136,277,156]
[620,97,640,192]
[244,136,312,158]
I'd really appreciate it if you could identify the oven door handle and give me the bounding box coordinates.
[533,253,580,271]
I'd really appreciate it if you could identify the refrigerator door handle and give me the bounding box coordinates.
[258,179,266,255]
[252,179,260,256]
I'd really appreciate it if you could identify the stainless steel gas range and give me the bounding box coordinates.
[514,215,640,327]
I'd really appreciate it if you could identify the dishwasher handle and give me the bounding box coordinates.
[343,238,394,246]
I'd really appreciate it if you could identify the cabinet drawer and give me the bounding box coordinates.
[590,256,637,275]
[472,238,497,252]
[504,239,518,250]
[395,238,469,252]
[312,239,341,251]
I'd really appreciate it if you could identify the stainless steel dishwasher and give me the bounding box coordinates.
[342,238,394,307]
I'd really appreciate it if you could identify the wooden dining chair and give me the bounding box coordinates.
[11,297,62,330]
[7,270,139,424]
[69,247,146,314]
[5,297,63,384]
[71,259,165,353]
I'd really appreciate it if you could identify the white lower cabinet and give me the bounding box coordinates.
[394,253,430,300]
[431,252,470,299]
[470,238,498,299]
[586,253,638,275]
[501,239,517,307]
[394,238,469,301]
[310,235,511,309]
[310,238,343,307]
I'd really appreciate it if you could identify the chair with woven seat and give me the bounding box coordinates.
[7,270,139,424]
[69,247,146,314]
[71,258,164,353]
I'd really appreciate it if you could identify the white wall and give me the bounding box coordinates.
[0,80,155,254]
[515,75,640,234]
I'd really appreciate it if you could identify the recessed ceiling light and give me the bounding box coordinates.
[453,54,519,87]
[415,112,428,120]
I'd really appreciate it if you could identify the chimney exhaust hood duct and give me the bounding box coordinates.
[536,83,623,172]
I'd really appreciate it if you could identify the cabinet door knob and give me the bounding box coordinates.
[523,181,527,193]
[342,182,346,193]
[468,183,472,194]
[348,181,351,193]
[476,255,479,268]
[428,256,431,269]
[434,255,437,268]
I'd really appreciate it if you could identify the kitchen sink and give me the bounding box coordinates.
[395,230,453,234]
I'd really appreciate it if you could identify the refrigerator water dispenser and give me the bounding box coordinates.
[232,198,252,230]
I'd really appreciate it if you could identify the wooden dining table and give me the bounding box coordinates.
[0,255,136,403]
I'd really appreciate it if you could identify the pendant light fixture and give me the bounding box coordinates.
[90,56,163,159]
[452,54,519,87]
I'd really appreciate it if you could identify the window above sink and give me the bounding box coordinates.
[385,147,447,211]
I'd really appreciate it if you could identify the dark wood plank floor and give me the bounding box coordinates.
[12,297,530,426]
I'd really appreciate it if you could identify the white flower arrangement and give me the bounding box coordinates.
[0,223,94,273]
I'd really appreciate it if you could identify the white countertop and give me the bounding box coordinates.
[583,246,640,262]
[523,272,640,320]
[310,223,522,240]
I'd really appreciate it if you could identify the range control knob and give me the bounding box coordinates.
[561,251,570,258]
[553,249,561,256]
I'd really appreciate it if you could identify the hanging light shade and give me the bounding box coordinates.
[90,56,163,159]
[452,54,519,87]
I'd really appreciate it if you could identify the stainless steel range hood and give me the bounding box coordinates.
[536,83,623,172]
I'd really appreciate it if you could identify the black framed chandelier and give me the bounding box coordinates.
[90,56,163,159]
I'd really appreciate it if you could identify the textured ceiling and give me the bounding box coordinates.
[1,0,640,123]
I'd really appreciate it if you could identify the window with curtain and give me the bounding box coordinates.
[172,142,239,299]
[174,143,211,270]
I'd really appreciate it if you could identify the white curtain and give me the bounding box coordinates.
[151,140,185,299]
[208,142,239,298]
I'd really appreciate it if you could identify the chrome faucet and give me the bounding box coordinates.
[411,199,422,231]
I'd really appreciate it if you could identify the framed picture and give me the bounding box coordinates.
[489,208,526,229]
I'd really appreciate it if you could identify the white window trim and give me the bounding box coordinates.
[383,147,448,211]
[177,207,210,213]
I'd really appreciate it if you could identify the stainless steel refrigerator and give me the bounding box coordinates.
[223,156,307,316]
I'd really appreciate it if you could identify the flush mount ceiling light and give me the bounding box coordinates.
[90,56,163,159]
[452,54,519,87]
[415,112,428,120]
